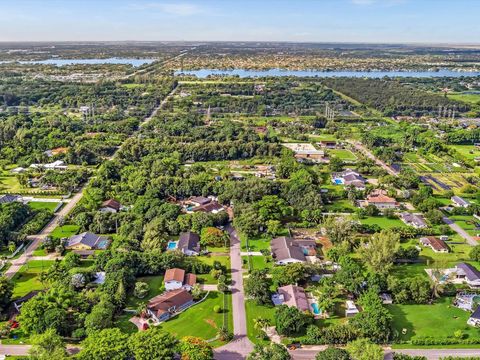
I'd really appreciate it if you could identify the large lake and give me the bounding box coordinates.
[17,58,156,67]
[175,68,480,78]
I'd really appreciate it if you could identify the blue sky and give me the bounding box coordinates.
[1,0,479,43]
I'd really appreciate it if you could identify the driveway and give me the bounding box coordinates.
[442,216,477,246]
[214,225,254,359]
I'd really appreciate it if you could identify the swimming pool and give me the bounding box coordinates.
[96,239,110,249]
[167,241,178,250]
[311,303,321,315]
[334,179,343,185]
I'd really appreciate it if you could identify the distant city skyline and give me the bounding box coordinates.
[1,0,479,43]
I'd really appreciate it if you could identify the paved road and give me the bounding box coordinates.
[349,140,398,177]
[4,188,85,279]
[214,225,254,360]
[442,216,477,246]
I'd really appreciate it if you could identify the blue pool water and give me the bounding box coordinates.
[334,179,343,185]
[167,241,178,250]
[311,303,321,315]
[96,239,109,250]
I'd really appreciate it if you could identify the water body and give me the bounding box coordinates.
[19,58,156,67]
[175,68,480,78]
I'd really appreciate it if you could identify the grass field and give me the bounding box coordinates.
[196,255,231,284]
[329,149,357,161]
[242,255,274,271]
[360,216,407,229]
[28,201,60,212]
[12,260,55,299]
[49,224,80,239]
[451,145,480,160]
[448,93,480,105]
[240,234,271,252]
[388,297,480,342]
[126,275,164,309]
[161,292,232,341]
[245,300,277,344]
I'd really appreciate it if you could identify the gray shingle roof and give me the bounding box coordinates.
[271,236,306,262]
[177,232,200,253]
[457,263,480,282]
[67,232,103,248]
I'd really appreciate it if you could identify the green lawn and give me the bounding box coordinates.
[329,149,357,161]
[451,215,479,237]
[196,255,231,284]
[240,234,271,252]
[126,275,165,309]
[448,93,480,105]
[245,300,277,344]
[388,297,480,342]
[28,201,60,212]
[49,224,80,240]
[242,255,274,271]
[161,292,232,341]
[12,260,55,299]
[360,216,407,229]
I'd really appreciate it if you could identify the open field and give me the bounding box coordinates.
[11,260,55,298]
[27,201,60,212]
[388,297,480,342]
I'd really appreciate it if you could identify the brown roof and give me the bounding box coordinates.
[422,236,449,252]
[193,201,223,213]
[185,273,197,286]
[367,194,397,203]
[165,268,185,283]
[102,199,121,211]
[271,237,306,262]
[278,285,309,312]
[148,289,193,317]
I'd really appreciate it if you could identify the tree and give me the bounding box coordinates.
[271,262,307,286]
[179,336,213,360]
[322,216,355,246]
[329,156,343,172]
[128,326,177,360]
[134,281,150,299]
[244,270,271,304]
[346,338,383,360]
[470,245,480,261]
[274,305,313,336]
[29,328,67,360]
[266,220,282,237]
[84,300,115,333]
[78,328,131,360]
[62,252,80,270]
[247,343,291,360]
[315,347,350,360]
[359,230,400,274]
[312,278,340,315]
[253,317,271,334]
[0,276,13,313]
[335,257,365,296]
[200,227,227,247]
[70,273,86,289]
[425,209,444,225]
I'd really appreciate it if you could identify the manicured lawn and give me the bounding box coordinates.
[240,234,271,252]
[451,215,479,237]
[115,313,138,334]
[28,201,60,212]
[196,255,230,284]
[448,93,480,105]
[388,297,480,342]
[161,292,232,341]
[329,149,357,161]
[360,216,407,229]
[12,260,55,299]
[49,224,80,240]
[245,300,277,344]
[126,275,164,309]
[242,255,274,271]
[324,199,356,213]
[451,145,480,160]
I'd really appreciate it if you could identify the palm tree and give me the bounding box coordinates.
[253,317,271,333]
[136,301,148,318]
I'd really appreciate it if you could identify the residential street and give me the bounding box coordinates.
[214,225,254,359]
[348,140,399,177]
[4,188,85,279]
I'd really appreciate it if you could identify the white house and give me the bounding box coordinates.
[164,268,197,291]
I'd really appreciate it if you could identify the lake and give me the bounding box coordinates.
[175,68,480,78]
[18,58,156,67]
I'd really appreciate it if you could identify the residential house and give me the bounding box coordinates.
[332,169,366,190]
[282,143,327,163]
[146,289,194,323]
[451,196,471,208]
[177,231,201,256]
[455,263,480,288]
[0,194,21,204]
[399,213,427,229]
[99,199,122,213]
[272,285,310,312]
[65,232,109,250]
[419,236,449,253]
[271,236,316,265]
[164,268,197,291]
[318,140,337,149]
[366,190,399,209]
[185,196,224,214]
[468,307,480,327]
[345,300,360,317]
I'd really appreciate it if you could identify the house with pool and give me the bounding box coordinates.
[166,231,201,256]
[270,236,318,265]
[331,169,366,190]
[65,232,110,251]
